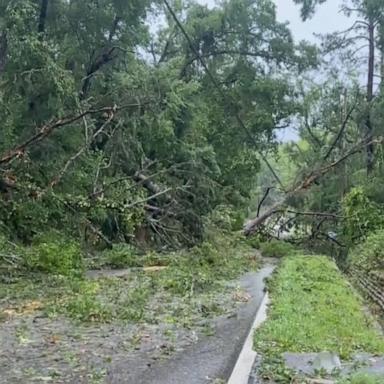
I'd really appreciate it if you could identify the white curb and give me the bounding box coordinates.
[227,293,270,384]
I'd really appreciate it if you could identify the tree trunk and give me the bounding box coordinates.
[38,0,49,34]
[0,32,7,73]
[366,19,375,175]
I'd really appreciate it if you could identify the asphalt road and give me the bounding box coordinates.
[107,265,274,384]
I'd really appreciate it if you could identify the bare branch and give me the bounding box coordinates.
[323,97,358,161]
[257,187,274,217]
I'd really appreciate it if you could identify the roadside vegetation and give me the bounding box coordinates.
[1,231,257,325]
[347,229,384,274]
[254,255,384,383]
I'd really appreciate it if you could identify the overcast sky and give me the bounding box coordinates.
[276,0,350,41]
[197,0,350,43]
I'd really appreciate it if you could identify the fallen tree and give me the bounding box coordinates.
[244,137,383,236]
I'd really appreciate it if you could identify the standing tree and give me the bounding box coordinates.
[294,0,384,175]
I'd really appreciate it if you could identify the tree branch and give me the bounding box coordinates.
[0,103,143,166]
[323,98,357,161]
[257,187,274,217]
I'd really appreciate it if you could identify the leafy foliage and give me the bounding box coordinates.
[24,232,83,276]
[342,187,384,244]
[259,239,296,258]
[348,229,384,273]
[1,232,257,323]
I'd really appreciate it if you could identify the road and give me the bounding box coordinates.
[107,265,274,384]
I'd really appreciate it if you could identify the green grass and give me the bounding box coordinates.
[254,255,384,382]
[338,373,384,384]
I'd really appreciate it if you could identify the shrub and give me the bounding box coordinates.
[99,243,140,268]
[245,235,262,249]
[204,205,247,236]
[53,279,113,322]
[160,236,256,296]
[0,234,22,268]
[348,229,384,273]
[342,187,384,244]
[259,239,295,258]
[161,242,219,295]
[25,232,83,276]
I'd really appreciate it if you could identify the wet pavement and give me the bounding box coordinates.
[108,265,274,384]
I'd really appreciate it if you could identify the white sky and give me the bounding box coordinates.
[197,0,350,43]
[275,0,350,42]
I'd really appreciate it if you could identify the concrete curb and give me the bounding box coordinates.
[227,292,270,384]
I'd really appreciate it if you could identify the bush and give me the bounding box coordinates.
[259,239,295,258]
[50,279,114,322]
[348,229,384,273]
[99,243,140,269]
[342,187,384,244]
[161,236,257,296]
[244,235,262,249]
[25,232,83,276]
[0,234,24,272]
[204,205,247,236]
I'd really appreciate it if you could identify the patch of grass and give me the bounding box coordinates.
[338,373,384,384]
[259,239,296,258]
[254,255,384,383]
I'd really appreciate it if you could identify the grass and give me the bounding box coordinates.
[254,255,384,382]
[338,373,384,384]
